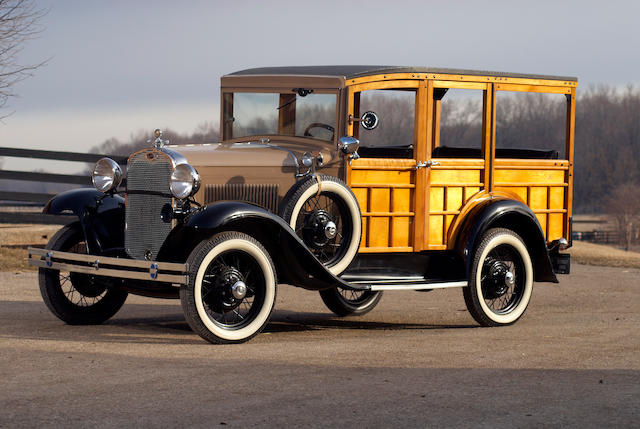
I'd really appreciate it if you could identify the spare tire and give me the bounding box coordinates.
[280,175,361,275]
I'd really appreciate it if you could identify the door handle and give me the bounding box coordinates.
[415,160,440,169]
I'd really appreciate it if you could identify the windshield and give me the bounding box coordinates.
[223,91,337,142]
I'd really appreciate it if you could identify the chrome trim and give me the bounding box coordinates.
[504,271,515,288]
[28,247,188,285]
[92,157,123,193]
[232,281,247,299]
[370,281,468,291]
[341,274,425,281]
[337,136,360,164]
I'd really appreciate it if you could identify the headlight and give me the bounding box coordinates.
[92,158,123,193]
[170,163,200,199]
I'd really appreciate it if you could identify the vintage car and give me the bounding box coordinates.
[29,66,576,344]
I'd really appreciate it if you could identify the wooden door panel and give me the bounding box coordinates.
[349,158,416,252]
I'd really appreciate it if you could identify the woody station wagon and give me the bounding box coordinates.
[29,66,576,344]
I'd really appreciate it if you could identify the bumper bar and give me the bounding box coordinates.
[28,247,189,285]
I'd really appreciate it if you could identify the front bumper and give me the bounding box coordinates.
[28,247,189,285]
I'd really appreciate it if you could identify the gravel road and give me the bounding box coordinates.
[1,264,638,428]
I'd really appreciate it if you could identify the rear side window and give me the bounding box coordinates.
[432,88,484,158]
[495,91,567,159]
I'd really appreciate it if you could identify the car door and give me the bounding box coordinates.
[345,80,428,253]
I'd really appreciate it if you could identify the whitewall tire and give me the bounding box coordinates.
[280,175,361,276]
[463,228,533,326]
[180,231,277,344]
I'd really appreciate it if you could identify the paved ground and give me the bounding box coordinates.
[0,264,638,428]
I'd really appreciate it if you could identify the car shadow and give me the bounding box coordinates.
[2,300,477,345]
[265,310,478,333]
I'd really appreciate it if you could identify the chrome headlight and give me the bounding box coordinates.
[92,158,123,193]
[170,163,200,199]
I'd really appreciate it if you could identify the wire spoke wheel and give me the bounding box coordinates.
[480,244,525,314]
[319,286,382,317]
[38,222,128,325]
[281,175,362,276]
[463,228,533,326]
[200,249,265,329]
[295,192,351,266]
[182,231,277,344]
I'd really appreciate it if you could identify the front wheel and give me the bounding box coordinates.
[38,222,128,325]
[180,231,277,344]
[463,228,533,326]
[319,287,382,316]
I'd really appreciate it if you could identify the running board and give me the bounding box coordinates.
[369,281,467,291]
[340,273,467,291]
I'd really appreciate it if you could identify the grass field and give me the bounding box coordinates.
[1,224,640,272]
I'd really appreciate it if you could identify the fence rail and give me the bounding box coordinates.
[0,146,126,225]
[0,147,627,245]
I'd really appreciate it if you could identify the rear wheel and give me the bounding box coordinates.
[319,287,382,316]
[281,175,381,315]
[38,223,128,325]
[463,228,533,326]
[180,231,277,344]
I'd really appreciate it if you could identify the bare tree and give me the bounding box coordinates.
[605,183,640,251]
[0,0,47,116]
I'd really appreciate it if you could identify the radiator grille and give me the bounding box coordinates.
[204,183,279,213]
[125,150,173,260]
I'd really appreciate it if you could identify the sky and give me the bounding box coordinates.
[1,0,640,171]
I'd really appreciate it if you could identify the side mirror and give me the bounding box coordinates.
[337,136,360,163]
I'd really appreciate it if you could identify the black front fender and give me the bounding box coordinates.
[454,198,557,283]
[159,201,354,291]
[43,188,125,255]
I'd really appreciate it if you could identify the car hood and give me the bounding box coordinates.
[166,139,337,169]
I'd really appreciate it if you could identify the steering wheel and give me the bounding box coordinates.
[303,123,335,140]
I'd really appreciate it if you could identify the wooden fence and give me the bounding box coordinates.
[0,146,626,244]
[0,147,126,224]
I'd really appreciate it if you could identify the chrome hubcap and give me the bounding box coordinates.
[231,281,247,299]
[324,221,337,239]
[504,270,515,288]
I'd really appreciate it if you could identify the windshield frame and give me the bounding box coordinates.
[220,87,341,145]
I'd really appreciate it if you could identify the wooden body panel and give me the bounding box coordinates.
[343,72,575,254]
[350,158,417,253]
[494,159,569,242]
[427,160,484,249]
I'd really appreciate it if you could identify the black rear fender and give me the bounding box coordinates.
[158,201,350,290]
[453,198,557,283]
[43,188,125,254]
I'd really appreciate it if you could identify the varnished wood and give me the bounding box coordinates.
[350,183,415,188]
[433,99,441,148]
[565,88,576,238]
[414,81,429,251]
[495,83,571,94]
[347,80,418,252]
[349,80,420,93]
[347,73,577,88]
[433,81,488,90]
[343,71,576,252]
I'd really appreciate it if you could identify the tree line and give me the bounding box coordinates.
[4,86,639,246]
[86,85,640,217]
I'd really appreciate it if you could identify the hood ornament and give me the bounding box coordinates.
[148,128,168,148]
